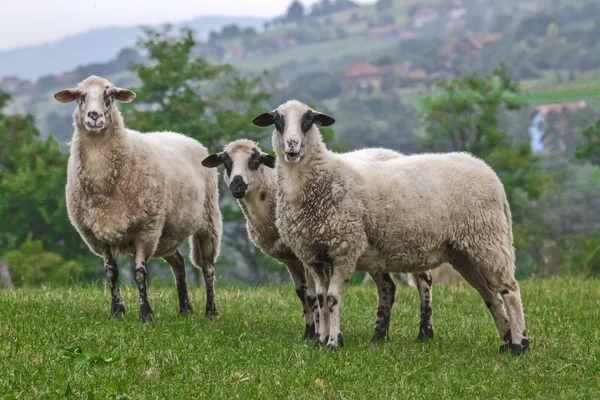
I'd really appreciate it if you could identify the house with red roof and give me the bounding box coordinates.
[341,60,383,93]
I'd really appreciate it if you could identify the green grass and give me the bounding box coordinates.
[1,278,599,399]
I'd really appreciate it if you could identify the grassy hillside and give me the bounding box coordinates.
[1,278,599,399]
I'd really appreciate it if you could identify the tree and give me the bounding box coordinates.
[575,118,600,165]
[376,0,393,13]
[121,26,284,282]
[0,91,87,262]
[420,65,555,272]
[285,1,305,23]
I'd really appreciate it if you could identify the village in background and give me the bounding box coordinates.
[1,0,600,287]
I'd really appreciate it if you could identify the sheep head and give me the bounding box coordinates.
[202,139,276,199]
[54,75,135,134]
[252,100,335,164]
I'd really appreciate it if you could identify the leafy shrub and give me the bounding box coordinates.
[2,237,84,286]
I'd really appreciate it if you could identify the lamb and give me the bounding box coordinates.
[252,100,529,356]
[201,139,436,343]
[54,75,222,322]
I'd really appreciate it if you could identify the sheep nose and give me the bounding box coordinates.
[230,175,248,199]
[87,111,101,120]
[287,139,299,149]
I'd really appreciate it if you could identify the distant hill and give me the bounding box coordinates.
[0,15,266,81]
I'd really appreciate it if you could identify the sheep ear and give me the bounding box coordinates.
[252,112,275,127]
[313,112,335,127]
[112,87,136,103]
[201,153,223,168]
[260,154,276,169]
[54,89,79,103]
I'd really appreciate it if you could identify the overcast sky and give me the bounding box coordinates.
[0,0,375,51]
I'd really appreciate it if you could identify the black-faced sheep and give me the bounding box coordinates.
[54,75,222,322]
[252,100,529,356]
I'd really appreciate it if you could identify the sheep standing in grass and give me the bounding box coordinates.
[252,100,529,355]
[54,75,222,322]
[202,139,435,342]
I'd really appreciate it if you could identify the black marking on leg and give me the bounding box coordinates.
[327,295,338,313]
[317,294,324,307]
[307,295,318,311]
[295,287,307,304]
[315,335,329,349]
[485,301,492,308]
[500,289,509,295]
[171,252,193,315]
[421,273,432,288]
[417,306,434,341]
[304,323,316,340]
[110,297,125,319]
[499,329,512,353]
[134,265,154,323]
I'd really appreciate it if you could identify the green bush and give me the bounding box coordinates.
[2,237,84,286]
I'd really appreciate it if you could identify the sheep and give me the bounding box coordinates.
[252,100,529,356]
[54,75,222,322]
[201,139,436,343]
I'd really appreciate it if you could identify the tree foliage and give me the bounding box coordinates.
[0,91,86,261]
[574,118,600,166]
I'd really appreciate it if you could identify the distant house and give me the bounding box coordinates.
[403,69,428,82]
[368,25,397,38]
[223,46,247,61]
[413,6,440,28]
[342,60,383,93]
[529,100,587,154]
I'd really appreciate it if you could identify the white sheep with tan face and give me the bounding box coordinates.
[54,75,223,323]
[253,99,529,356]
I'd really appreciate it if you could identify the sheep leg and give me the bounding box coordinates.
[285,260,315,340]
[190,231,218,318]
[310,263,330,348]
[164,250,193,316]
[306,268,319,338]
[326,259,354,352]
[133,253,154,323]
[200,264,217,318]
[369,272,396,342]
[452,253,514,353]
[414,272,434,341]
[497,278,528,356]
[103,250,125,319]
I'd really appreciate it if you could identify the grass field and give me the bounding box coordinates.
[1,278,599,399]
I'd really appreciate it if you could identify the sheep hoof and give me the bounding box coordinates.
[416,329,434,341]
[509,338,529,356]
[303,323,316,340]
[205,306,218,319]
[314,336,328,349]
[370,332,388,343]
[110,301,125,319]
[327,334,344,352]
[139,303,154,323]
[179,306,193,316]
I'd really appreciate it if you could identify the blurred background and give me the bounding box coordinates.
[1,0,599,288]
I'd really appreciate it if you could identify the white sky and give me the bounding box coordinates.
[0,0,375,51]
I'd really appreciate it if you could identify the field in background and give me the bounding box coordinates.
[1,278,599,399]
